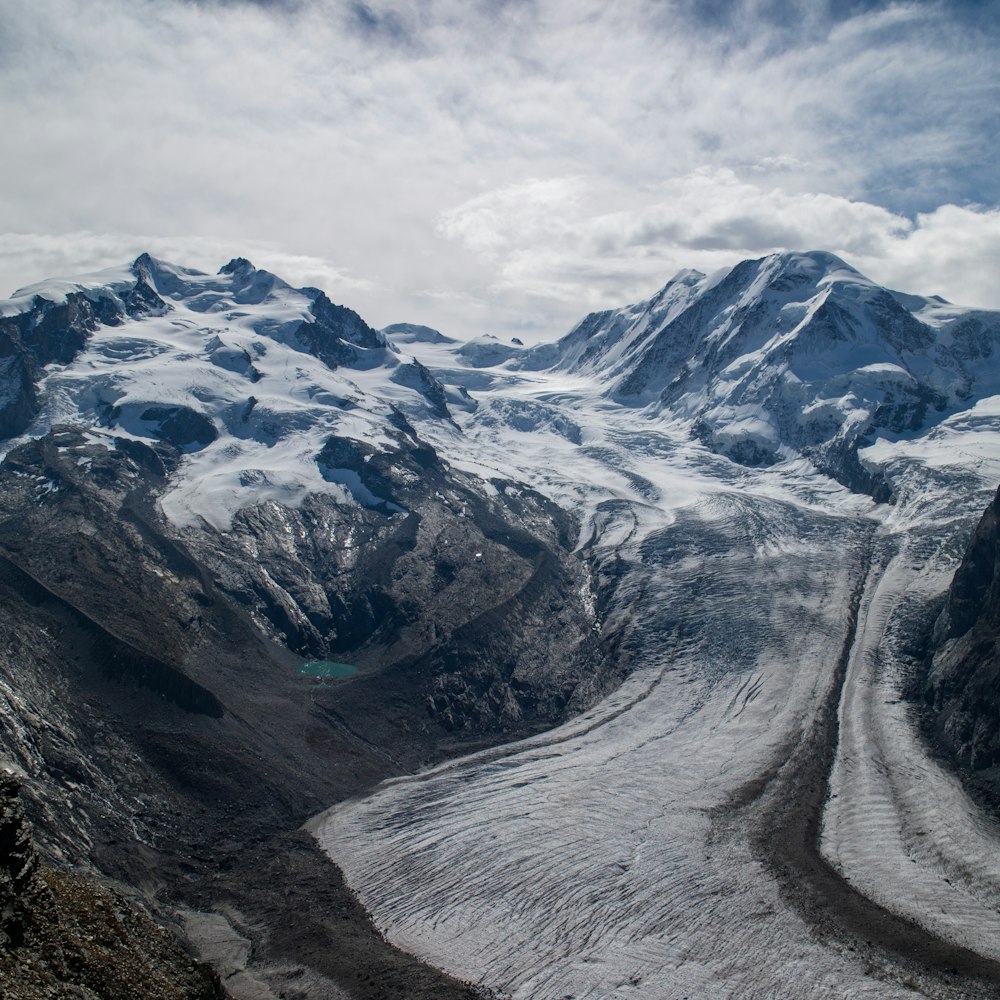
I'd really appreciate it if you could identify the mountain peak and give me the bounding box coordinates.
[775,248,853,270]
[664,267,707,287]
[532,248,1000,493]
[759,249,868,293]
[218,257,255,276]
[129,251,158,281]
[383,323,457,346]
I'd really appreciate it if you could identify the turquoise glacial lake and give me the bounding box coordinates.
[299,660,359,679]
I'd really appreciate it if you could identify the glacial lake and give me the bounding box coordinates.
[299,661,359,679]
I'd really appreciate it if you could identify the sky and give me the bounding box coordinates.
[1,0,998,341]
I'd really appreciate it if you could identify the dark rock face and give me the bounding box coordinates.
[0,773,39,948]
[0,336,36,441]
[923,487,1000,801]
[138,404,219,451]
[0,293,108,439]
[809,438,894,506]
[0,553,224,718]
[296,290,391,370]
[937,492,1000,642]
[0,774,226,1000]
[390,358,453,419]
[121,273,169,319]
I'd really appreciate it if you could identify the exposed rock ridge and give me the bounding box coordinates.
[0,773,227,1000]
[923,486,1000,803]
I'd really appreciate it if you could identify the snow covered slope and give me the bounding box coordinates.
[512,251,1000,496]
[0,254,456,529]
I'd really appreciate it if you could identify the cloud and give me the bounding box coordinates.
[0,0,997,338]
[851,204,1000,308]
[439,169,1000,321]
[437,178,588,256]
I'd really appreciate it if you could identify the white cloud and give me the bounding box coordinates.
[852,204,1000,308]
[0,0,997,338]
[437,169,1000,326]
[437,178,588,256]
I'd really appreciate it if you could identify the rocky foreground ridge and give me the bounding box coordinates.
[0,772,226,1000]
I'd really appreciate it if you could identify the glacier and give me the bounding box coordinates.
[309,251,1000,998]
[4,248,1000,996]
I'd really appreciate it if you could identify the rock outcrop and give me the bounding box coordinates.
[923,486,1000,803]
[0,773,226,1000]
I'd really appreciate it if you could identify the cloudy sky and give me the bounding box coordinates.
[2,0,998,339]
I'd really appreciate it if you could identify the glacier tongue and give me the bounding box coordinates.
[313,479,879,998]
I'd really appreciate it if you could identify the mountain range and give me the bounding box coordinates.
[2,249,1000,999]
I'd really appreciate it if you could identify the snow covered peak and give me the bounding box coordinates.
[0,255,461,528]
[126,253,294,310]
[382,323,457,346]
[767,248,860,281]
[493,250,1000,493]
[6,247,1000,516]
[664,267,706,285]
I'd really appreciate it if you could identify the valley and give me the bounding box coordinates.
[313,361,1000,998]
[2,250,1000,998]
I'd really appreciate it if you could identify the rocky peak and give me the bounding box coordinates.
[130,251,156,281]
[218,256,254,276]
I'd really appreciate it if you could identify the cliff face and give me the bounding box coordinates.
[0,772,39,950]
[0,772,226,1000]
[924,487,1000,799]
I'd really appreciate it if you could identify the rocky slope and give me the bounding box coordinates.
[0,772,227,1000]
[923,486,1000,805]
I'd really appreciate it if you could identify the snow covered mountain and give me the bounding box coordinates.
[511,250,1000,498]
[0,253,614,997]
[0,253,466,524]
[4,250,1000,999]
